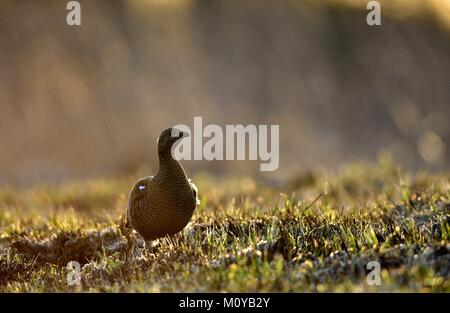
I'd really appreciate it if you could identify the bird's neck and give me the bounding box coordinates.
[158,151,188,179]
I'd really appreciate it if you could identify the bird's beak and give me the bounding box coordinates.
[170,129,190,141]
[181,131,190,138]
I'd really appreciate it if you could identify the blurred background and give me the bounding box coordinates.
[0,0,449,186]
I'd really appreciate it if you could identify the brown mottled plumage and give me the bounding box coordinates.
[126,128,199,241]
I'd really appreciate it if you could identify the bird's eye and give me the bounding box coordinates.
[138,185,146,190]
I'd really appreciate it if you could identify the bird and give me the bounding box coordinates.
[126,127,199,244]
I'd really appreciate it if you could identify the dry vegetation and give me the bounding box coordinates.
[0,158,448,292]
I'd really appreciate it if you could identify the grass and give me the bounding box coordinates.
[0,157,448,292]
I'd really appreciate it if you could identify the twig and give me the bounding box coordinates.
[303,193,323,212]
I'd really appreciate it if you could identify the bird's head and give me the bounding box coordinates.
[157,127,189,156]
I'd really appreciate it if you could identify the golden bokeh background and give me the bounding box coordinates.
[0,0,448,185]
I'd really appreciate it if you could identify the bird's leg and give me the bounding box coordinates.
[144,239,160,252]
[124,236,145,262]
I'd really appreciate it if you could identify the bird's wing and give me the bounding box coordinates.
[126,175,154,226]
[188,178,200,206]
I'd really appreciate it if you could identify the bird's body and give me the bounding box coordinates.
[127,128,198,241]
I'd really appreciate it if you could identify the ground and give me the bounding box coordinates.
[0,158,449,292]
